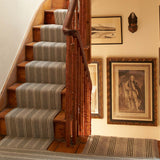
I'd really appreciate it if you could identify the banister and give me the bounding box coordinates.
[63,0,77,35]
[63,0,92,85]
[63,0,92,145]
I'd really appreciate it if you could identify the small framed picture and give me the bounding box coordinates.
[91,16,123,45]
[89,58,103,118]
[107,57,157,126]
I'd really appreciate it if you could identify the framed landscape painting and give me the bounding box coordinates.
[107,58,157,126]
[91,16,123,45]
[88,58,103,118]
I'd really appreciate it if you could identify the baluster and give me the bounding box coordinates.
[65,36,72,145]
[77,47,81,136]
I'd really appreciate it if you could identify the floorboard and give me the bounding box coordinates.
[47,136,87,153]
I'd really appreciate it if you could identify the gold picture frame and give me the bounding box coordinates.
[107,57,157,126]
[89,58,103,118]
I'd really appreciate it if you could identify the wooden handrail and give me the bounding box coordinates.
[63,0,91,85]
[63,0,92,145]
[63,0,77,34]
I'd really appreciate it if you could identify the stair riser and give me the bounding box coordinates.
[54,122,65,140]
[7,90,17,108]
[33,28,41,42]
[17,67,26,83]
[0,119,6,136]
[25,45,33,61]
[45,11,55,24]
[7,88,66,110]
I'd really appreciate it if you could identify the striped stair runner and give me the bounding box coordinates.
[0,9,67,150]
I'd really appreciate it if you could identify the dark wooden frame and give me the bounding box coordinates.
[89,58,103,118]
[107,57,157,126]
[91,16,123,45]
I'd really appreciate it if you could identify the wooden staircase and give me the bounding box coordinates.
[0,0,91,146]
[0,4,67,142]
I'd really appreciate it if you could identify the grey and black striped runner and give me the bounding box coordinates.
[0,9,68,150]
[83,136,159,158]
[0,147,156,160]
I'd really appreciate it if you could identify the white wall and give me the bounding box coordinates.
[91,0,160,140]
[0,0,44,93]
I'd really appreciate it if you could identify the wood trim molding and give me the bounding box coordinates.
[0,0,52,111]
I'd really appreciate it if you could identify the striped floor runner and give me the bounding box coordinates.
[0,147,150,160]
[82,136,159,158]
[0,9,67,150]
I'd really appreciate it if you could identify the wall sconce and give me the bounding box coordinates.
[128,12,138,33]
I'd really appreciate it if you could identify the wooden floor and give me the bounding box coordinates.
[47,136,88,153]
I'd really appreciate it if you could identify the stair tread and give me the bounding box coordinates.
[26,41,66,48]
[26,42,36,47]
[54,111,65,122]
[45,9,55,12]
[17,61,30,67]
[26,60,66,65]
[33,25,42,29]
[8,83,23,91]
[33,24,63,29]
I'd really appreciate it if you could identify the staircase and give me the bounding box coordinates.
[0,0,91,147]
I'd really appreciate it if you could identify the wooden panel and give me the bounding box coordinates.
[33,26,41,42]
[47,137,88,153]
[52,0,68,9]
[0,108,12,135]
[55,141,79,153]
[0,119,6,136]
[54,122,65,140]
[61,88,66,111]
[76,143,86,153]
[7,90,17,107]
[25,42,36,61]
[47,141,59,151]
[44,10,55,24]
[158,141,160,157]
[7,83,23,107]
[17,61,29,83]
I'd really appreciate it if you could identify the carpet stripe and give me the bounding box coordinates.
[88,136,100,154]
[126,138,134,157]
[107,137,116,156]
[54,9,67,25]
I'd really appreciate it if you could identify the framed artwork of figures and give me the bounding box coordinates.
[88,58,103,118]
[107,57,157,126]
